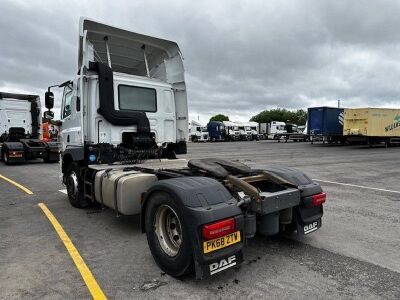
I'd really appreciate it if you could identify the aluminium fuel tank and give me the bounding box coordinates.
[94,169,158,215]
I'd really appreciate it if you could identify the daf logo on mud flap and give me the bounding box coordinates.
[304,221,318,234]
[209,255,236,275]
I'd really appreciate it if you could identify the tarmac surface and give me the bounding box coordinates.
[1,140,399,299]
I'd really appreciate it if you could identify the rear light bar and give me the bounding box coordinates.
[311,192,326,206]
[202,218,235,240]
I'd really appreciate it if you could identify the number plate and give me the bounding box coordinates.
[9,153,23,158]
[203,231,241,254]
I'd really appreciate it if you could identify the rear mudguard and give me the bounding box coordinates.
[1,142,25,163]
[261,166,324,230]
[141,176,244,279]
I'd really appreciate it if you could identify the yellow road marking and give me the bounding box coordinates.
[38,203,107,300]
[0,173,33,194]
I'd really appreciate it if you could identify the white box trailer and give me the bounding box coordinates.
[49,18,326,279]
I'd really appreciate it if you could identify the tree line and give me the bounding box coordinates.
[209,109,307,125]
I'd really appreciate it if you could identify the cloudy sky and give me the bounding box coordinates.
[1,0,400,124]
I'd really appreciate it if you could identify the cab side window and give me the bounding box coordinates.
[62,87,73,119]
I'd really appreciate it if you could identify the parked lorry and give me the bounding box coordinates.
[207,121,226,142]
[343,108,400,146]
[189,120,208,142]
[277,123,308,143]
[268,121,286,139]
[236,122,251,141]
[308,107,345,144]
[0,92,59,164]
[223,121,241,141]
[245,122,261,141]
[51,18,326,279]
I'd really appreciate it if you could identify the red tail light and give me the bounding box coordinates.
[202,218,235,240]
[312,192,326,206]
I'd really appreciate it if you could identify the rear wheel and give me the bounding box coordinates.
[65,162,90,208]
[192,136,198,143]
[4,152,10,165]
[3,147,11,165]
[145,192,193,277]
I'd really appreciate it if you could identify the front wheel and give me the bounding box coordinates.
[65,162,90,208]
[145,192,194,277]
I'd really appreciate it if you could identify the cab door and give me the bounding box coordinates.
[60,82,83,151]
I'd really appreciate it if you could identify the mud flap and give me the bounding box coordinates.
[295,205,323,235]
[194,250,244,279]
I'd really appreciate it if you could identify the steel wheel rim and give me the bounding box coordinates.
[67,171,78,198]
[154,205,182,257]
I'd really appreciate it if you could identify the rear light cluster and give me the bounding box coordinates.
[311,192,326,206]
[302,192,326,207]
[202,218,235,240]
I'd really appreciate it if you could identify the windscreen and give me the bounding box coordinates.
[118,85,157,112]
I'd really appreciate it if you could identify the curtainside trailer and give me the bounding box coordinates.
[344,108,400,146]
[308,107,345,144]
[48,18,326,279]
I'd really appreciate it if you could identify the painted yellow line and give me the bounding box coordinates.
[0,173,33,194]
[38,203,107,300]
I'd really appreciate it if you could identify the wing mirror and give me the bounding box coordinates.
[44,110,54,120]
[45,91,54,109]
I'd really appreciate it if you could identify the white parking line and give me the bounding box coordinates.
[313,179,400,194]
[59,189,67,194]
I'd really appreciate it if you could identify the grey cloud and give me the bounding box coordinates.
[1,0,400,124]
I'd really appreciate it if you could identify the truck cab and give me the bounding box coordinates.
[56,18,188,169]
[223,121,240,141]
[245,121,261,141]
[189,120,208,142]
[236,122,251,141]
[268,121,286,139]
[206,121,226,141]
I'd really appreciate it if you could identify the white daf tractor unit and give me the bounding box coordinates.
[247,121,262,141]
[222,121,241,141]
[49,18,326,279]
[0,92,59,164]
[267,121,287,139]
[236,122,251,141]
[188,120,208,142]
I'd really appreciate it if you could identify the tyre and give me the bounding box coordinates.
[3,151,10,165]
[65,162,90,208]
[3,147,12,165]
[145,191,194,277]
[192,136,198,143]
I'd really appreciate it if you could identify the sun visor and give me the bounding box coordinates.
[78,18,184,83]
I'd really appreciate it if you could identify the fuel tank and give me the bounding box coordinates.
[94,169,157,215]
